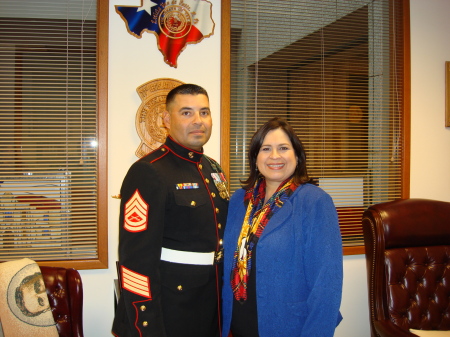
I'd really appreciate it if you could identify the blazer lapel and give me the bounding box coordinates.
[260,198,294,238]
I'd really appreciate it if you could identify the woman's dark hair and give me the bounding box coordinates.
[241,117,310,190]
[165,83,209,108]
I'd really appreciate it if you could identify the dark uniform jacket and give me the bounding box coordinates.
[112,136,228,337]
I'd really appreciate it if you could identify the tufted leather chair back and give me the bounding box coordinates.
[362,198,450,337]
[41,266,84,337]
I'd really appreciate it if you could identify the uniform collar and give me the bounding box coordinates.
[164,136,204,163]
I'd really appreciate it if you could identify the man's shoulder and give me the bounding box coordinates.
[138,147,170,164]
[203,155,224,173]
[203,154,219,164]
[123,147,170,177]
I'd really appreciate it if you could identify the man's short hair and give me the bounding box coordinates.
[165,84,209,109]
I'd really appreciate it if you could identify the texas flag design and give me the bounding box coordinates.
[116,0,215,68]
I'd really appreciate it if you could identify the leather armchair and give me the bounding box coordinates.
[362,198,450,337]
[41,266,84,337]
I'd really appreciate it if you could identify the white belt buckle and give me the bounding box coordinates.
[160,247,215,265]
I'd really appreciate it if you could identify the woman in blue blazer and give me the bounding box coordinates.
[222,118,343,337]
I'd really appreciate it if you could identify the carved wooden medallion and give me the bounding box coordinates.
[135,78,184,157]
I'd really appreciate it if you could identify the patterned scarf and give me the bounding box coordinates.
[231,176,297,302]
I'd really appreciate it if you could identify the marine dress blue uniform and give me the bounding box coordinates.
[112,136,228,337]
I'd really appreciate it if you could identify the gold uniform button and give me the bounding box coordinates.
[219,239,223,246]
[143,321,148,327]
[215,208,219,214]
[218,223,222,229]
[177,285,183,291]
[211,192,216,198]
[161,148,166,152]
[140,305,146,311]
[191,201,196,206]
[199,164,203,169]
[205,178,210,183]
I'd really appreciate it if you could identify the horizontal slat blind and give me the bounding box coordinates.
[0,0,99,261]
[228,0,406,250]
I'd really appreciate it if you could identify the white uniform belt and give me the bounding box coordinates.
[160,247,215,265]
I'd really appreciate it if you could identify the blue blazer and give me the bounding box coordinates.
[222,183,343,337]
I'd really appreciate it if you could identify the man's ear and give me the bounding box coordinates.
[163,110,170,129]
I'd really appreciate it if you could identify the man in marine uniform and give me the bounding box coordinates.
[112,84,228,337]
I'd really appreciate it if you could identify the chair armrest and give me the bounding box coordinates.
[374,320,418,337]
[67,268,83,337]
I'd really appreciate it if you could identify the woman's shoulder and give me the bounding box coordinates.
[295,182,328,195]
[229,188,246,201]
[293,183,334,204]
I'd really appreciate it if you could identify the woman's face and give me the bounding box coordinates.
[256,128,298,187]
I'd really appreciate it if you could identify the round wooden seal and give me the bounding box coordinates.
[135,78,184,157]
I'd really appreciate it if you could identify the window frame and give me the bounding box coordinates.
[0,0,108,269]
[220,0,411,256]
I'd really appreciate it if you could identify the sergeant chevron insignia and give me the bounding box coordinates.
[124,189,149,232]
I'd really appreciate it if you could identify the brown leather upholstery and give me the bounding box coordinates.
[41,266,84,337]
[362,198,450,337]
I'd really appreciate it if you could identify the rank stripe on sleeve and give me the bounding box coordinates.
[121,266,151,298]
[124,189,148,232]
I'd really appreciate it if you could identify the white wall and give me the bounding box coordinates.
[409,0,450,201]
[77,1,450,336]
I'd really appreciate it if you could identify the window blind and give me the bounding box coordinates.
[0,0,108,267]
[222,0,409,254]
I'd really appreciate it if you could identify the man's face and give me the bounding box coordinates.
[163,93,212,151]
[20,274,50,316]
